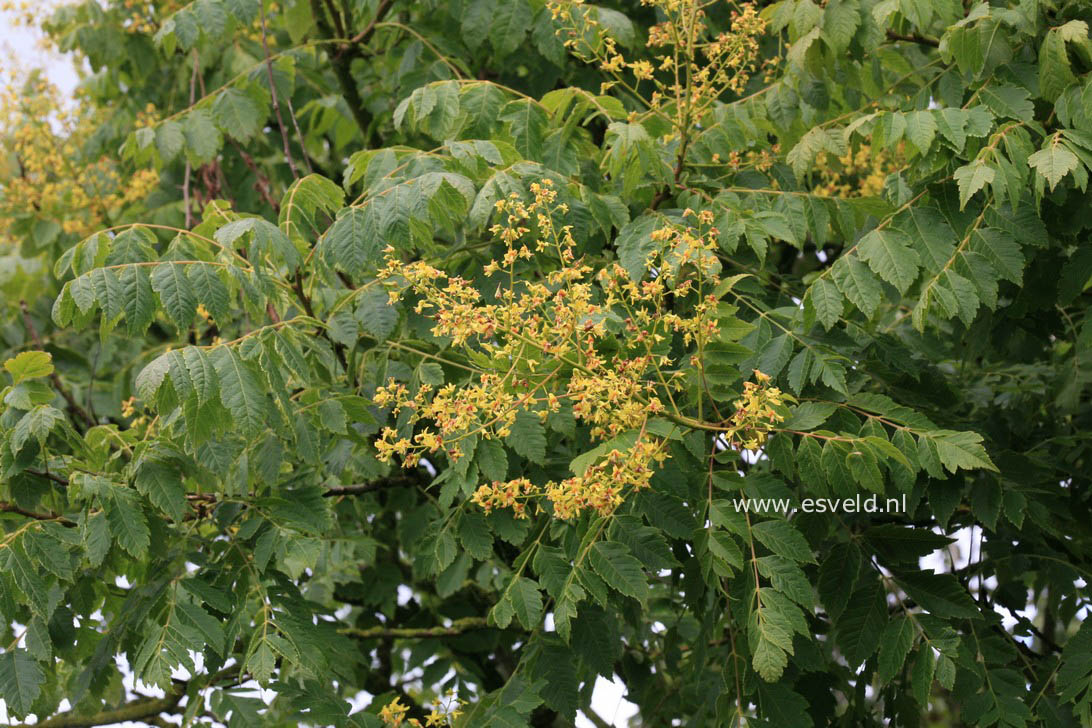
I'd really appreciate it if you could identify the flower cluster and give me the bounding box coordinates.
[726,370,786,450]
[548,0,766,130]
[0,72,158,245]
[374,180,788,520]
[815,143,903,199]
[378,691,464,727]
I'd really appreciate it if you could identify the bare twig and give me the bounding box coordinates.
[184,51,199,228]
[259,1,301,177]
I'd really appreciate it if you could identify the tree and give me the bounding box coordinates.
[0,0,1090,725]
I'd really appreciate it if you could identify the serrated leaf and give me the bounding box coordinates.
[877,616,915,684]
[210,346,268,437]
[507,410,546,464]
[0,650,44,718]
[5,351,53,384]
[151,262,197,331]
[953,160,995,209]
[1028,141,1080,191]
[589,542,647,603]
[858,228,920,293]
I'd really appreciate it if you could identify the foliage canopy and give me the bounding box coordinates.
[1,0,1091,725]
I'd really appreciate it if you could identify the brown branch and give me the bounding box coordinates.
[259,1,300,178]
[339,616,490,639]
[34,666,239,728]
[322,475,421,497]
[0,501,75,526]
[34,691,184,728]
[183,52,199,228]
[19,300,95,428]
[25,468,70,487]
[342,0,393,50]
[312,0,380,142]
[885,30,940,47]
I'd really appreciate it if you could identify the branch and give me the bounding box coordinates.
[34,691,184,728]
[342,0,393,50]
[322,474,422,497]
[583,708,614,728]
[0,501,75,526]
[19,300,96,428]
[34,665,239,727]
[885,30,940,47]
[25,468,70,487]
[311,0,382,142]
[339,616,490,639]
[259,1,300,178]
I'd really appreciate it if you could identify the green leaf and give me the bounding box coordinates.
[121,266,157,335]
[808,278,843,330]
[877,616,915,684]
[187,264,230,323]
[183,109,222,164]
[589,541,647,603]
[0,650,44,718]
[1028,141,1080,191]
[831,257,883,317]
[213,87,265,142]
[857,228,920,293]
[953,160,995,209]
[489,0,532,56]
[151,262,197,331]
[105,486,151,558]
[135,460,187,522]
[506,577,544,629]
[928,430,997,473]
[751,520,816,564]
[12,405,64,453]
[895,570,980,619]
[321,207,380,277]
[1039,28,1078,103]
[904,110,937,154]
[210,346,268,437]
[507,410,546,464]
[5,351,53,384]
[836,577,887,666]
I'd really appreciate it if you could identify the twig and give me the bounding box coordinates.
[184,51,199,228]
[19,301,95,428]
[259,0,300,178]
[885,30,940,47]
[0,501,76,527]
[25,468,70,487]
[339,616,491,639]
[311,0,380,141]
[342,0,393,50]
[322,474,421,497]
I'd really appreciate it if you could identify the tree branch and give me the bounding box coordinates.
[259,1,301,178]
[34,691,184,728]
[25,468,70,487]
[0,501,75,526]
[885,29,940,47]
[19,300,96,428]
[339,616,490,639]
[34,666,239,727]
[311,0,383,142]
[322,474,422,497]
[342,0,393,50]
